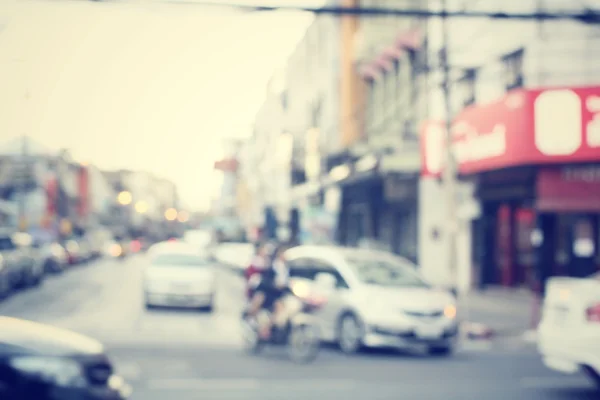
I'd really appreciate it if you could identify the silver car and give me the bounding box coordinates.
[143,246,217,311]
[284,246,460,355]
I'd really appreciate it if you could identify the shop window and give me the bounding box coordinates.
[554,215,571,275]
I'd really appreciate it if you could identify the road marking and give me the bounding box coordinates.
[520,376,593,389]
[146,378,357,391]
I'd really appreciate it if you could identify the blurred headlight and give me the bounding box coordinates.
[109,244,122,257]
[290,281,311,298]
[10,356,87,388]
[444,304,457,319]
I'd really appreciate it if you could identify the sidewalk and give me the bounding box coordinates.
[459,287,537,338]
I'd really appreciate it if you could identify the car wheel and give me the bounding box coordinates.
[337,313,363,354]
[583,366,600,389]
[428,345,454,356]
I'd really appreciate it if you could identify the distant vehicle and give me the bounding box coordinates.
[183,229,213,249]
[143,246,217,311]
[538,273,600,390]
[146,240,196,258]
[0,316,132,400]
[283,246,459,356]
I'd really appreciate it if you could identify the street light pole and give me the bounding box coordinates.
[18,136,29,232]
[440,0,459,292]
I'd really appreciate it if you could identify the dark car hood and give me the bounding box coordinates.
[0,317,104,357]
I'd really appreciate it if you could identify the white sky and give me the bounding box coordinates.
[0,0,323,211]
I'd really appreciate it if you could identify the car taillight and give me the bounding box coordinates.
[585,303,600,323]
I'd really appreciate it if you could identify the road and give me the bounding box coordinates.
[0,255,598,400]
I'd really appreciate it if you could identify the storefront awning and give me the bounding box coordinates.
[358,28,424,81]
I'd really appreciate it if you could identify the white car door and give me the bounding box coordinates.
[308,258,352,341]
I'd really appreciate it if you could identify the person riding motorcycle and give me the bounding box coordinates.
[244,242,271,300]
[247,245,291,340]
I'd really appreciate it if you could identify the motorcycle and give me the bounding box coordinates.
[241,281,325,364]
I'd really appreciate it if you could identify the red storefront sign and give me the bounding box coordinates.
[421,86,600,176]
[45,177,57,216]
[77,165,89,218]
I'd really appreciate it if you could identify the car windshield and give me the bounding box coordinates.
[151,253,210,267]
[345,254,428,288]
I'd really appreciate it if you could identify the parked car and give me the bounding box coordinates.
[143,244,217,311]
[538,272,600,390]
[283,245,459,355]
[63,239,80,265]
[0,316,132,400]
[12,233,44,288]
[0,230,39,295]
[37,242,69,274]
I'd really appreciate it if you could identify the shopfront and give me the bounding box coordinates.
[422,85,600,289]
[329,153,419,261]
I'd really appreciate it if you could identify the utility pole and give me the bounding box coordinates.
[18,136,29,232]
[440,0,459,292]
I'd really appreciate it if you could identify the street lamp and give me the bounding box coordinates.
[135,201,148,214]
[164,208,177,221]
[117,191,132,205]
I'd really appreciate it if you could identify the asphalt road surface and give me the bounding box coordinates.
[1,254,598,400]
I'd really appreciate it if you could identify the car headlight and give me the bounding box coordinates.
[290,281,311,298]
[444,304,457,319]
[10,356,87,388]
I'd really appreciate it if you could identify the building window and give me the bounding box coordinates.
[456,68,477,109]
[366,80,375,130]
[372,78,383,128]
[502,48,524,91]
[386,68,396,121]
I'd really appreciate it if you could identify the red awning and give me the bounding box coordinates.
[420,85,600,177]
[381,45,404,62]
[395,27,423,50]
[358,63,382,81]
[357,28,423,82]
[373,53,394,72]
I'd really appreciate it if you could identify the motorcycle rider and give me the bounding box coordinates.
[247,245,291,339]
[244,242,271,300]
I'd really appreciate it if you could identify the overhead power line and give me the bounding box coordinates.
[143,1,600,23]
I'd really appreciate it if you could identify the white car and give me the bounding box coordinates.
[284,246,459,355]
[538,273,600,389]
[143,248,217,311]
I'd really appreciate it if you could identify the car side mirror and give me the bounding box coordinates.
[314,272,337,292]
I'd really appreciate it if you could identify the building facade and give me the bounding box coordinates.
[322,0,427,262]
[243,3,345,244]
[420,1,600,291]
